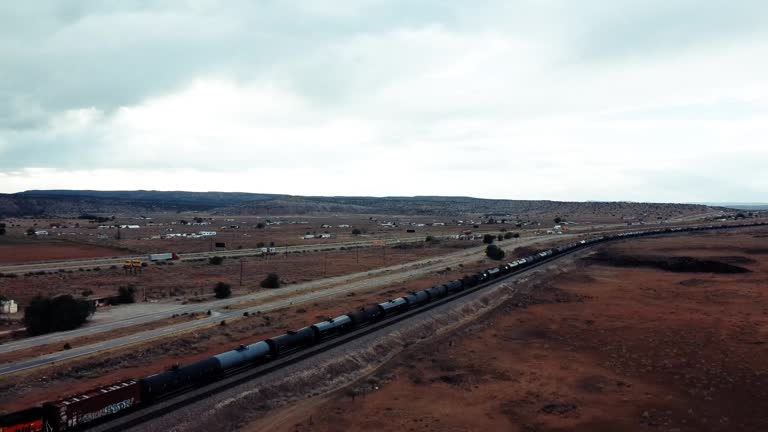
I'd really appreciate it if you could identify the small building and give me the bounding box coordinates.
[303,234,315,239]
[199,231,217,236]
[1,300,18,314]
[34,230,49,236]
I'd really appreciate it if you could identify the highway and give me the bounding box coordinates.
[0,235,570,376]
[0,235,446,275]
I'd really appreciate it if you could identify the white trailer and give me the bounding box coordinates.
[148,252,179,261]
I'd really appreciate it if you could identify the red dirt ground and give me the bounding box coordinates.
[0,241,126,264]
[249,229,768,432]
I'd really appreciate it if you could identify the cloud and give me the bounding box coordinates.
[0,1,767,201]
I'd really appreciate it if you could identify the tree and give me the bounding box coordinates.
[26,227,36,236]
[503,232,514,239]
[256,222,265,229]
[24,295,95,335]
[209,256,224,265]
[260,273,280,289]
[351,228,362,235]
[485,245,505,261]
[554,217,562,224]
[497,234,503,241]
[0,223,5,236]
[117,286,136,304]
[214,282,231,299]
[482,234,495,244]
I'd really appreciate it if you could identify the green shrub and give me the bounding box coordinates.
[260,273,280,289]
[214,282,232,299]
[24,295,95,335]
[117,286,136,304]
[485,245,505,261]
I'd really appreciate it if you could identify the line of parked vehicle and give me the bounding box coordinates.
[1,221,765,432]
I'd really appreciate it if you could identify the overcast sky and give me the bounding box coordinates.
[1,1,767,202]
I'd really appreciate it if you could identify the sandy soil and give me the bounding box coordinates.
[248,229,768,432]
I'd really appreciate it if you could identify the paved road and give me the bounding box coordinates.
[0,235,570,376]
[0,235,442,274]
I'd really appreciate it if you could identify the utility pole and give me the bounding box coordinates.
[239,259,244,287]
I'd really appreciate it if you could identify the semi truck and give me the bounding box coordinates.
[148,252,179,261]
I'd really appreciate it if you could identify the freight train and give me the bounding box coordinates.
[0,222,764,432]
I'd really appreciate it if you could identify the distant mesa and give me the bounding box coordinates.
[0,189,737,217]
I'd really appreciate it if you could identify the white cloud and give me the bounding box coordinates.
[1,1,767,201]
